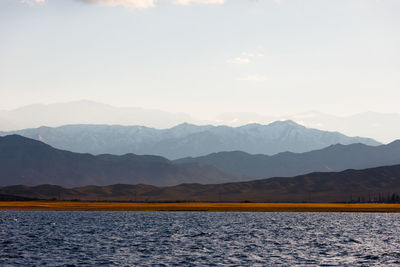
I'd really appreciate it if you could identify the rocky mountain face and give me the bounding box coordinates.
[1,120,380,159]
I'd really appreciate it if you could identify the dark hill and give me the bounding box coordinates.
[175,141,400,179]
[0,135,237,187]
[2,164,400,203]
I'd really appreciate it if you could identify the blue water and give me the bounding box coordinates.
[1,211,400,266]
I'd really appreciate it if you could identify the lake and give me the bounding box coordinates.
[1,211,400,266]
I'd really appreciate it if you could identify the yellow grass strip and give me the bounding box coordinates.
[1,202,400,212]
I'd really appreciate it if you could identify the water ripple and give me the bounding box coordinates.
[1,211,400,266]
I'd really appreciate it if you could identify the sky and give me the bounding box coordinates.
[0,0,399,118]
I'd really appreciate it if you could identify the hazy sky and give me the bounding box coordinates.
[0,0,399,117]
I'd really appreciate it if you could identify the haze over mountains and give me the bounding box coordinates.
[176,141,400,179]
[1,100,400,143]
[1,100,399,202]
[0,100,199,130]
[1,121,379,159]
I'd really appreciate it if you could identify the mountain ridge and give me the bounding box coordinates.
[2,101,400,143]
[1,120,380,159]
[0,135,237,187]
[175,140,400,179]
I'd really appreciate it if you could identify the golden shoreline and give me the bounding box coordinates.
[1,202,400,212]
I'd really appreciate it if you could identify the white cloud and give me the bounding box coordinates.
[20,0,45,5]
[80,0,156,9]
[236,75,267,82]
[227,57,250,65]
[242,52,264,58]
[172,0,225,5]
[227,51,264,65]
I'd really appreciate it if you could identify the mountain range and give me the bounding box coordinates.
[0,120,379,159]
[2,164,400,203]
[1,100,400,143]
[176,140,400,179]
[1,134,399,189]
[1,134,400,203]
[0,135,237,187]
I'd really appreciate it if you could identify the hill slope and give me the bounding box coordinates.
[0,135,236,187]
[175,140,400,179]
[1,120,380,159]
[2,164,400,203]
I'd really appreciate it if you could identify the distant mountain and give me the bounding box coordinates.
[0,100,201,131]
[1,121,380,159]
[2,164,400,203]
[216,111,400,143]
[0,135,236,187]
[0,116,17,131]
[2,101,399,143]
[175,140,400,179]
